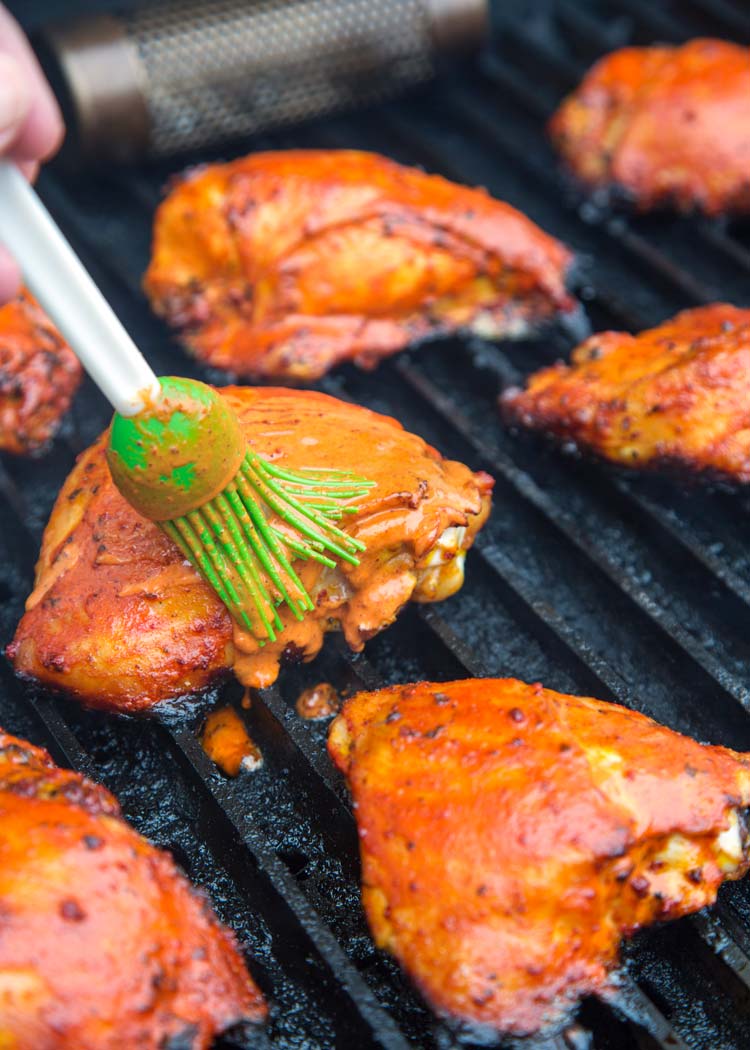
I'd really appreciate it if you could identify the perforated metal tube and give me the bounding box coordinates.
[36,0,487,162]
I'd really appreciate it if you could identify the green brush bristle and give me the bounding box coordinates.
[107,377,375,644]
[165,453,374,643]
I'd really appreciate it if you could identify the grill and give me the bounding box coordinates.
[5,0,750,1047]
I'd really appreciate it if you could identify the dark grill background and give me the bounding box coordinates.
[5,1,750,1047]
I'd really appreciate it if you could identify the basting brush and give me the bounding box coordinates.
[0,163,374,642]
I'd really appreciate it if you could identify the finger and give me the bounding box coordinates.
[0,52,30,152]
[0,5,63,162]
[8,77,64,163]
[0,246,21,305]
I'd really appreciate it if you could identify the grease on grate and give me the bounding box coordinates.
[201,706,263,776]
[295,682,341,721]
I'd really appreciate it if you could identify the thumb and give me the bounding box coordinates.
[0,52,30,154]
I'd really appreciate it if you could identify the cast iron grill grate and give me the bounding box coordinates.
[4,1,750,1046]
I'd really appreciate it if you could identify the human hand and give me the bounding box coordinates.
[0,4,64,303]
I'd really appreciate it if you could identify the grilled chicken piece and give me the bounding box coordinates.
[9,387,492,714]
[0,728,265,1049]
[501,304,750,482]
[143,149,575,381]
[0,291,81,455]
[549,39,750,215]
[329,678,750,1036]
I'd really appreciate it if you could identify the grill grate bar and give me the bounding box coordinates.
[611,480,750,608]
[330,635,388,691]
[696,221,750,274]
[607,976,691,1050]
[472,537,632,700]
[0,659,95,777]
[690,911,750,993]
[21,692,95,777]
[415,605,491,679]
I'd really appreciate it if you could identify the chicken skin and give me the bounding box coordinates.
[0,728,265,1049]
[549,39,750,215]
[501,304,750,482]
[329,678,750,1036]
[8,386,492,714]
[143,149,575,381]
[0,291,81,455]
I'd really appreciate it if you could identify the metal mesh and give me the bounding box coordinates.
[126,0,435,155]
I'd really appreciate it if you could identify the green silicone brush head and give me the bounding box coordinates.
[107,376,245,521]
[106,376,375,643]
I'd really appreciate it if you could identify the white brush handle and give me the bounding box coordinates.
[0,162,160,416]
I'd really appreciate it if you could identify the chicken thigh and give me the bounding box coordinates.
[0,291,81,455]
[501,304,750,482]
[144,149,575,380]
[329,678,750,1035]
[0,728,265,1049]
[550,39,750,215]
[9,387,492,713]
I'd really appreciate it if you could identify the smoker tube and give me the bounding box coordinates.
[34,0,488,163]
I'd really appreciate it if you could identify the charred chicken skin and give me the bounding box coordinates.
[0,291,81,455]
[329,678,750,1036]
[9,386,492,714]
[550,39,750,215]
[143,149,575,380]
[501,304,750,482]
[0,728,265,1049]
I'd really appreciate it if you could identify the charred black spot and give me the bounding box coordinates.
[59,898,86,921]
